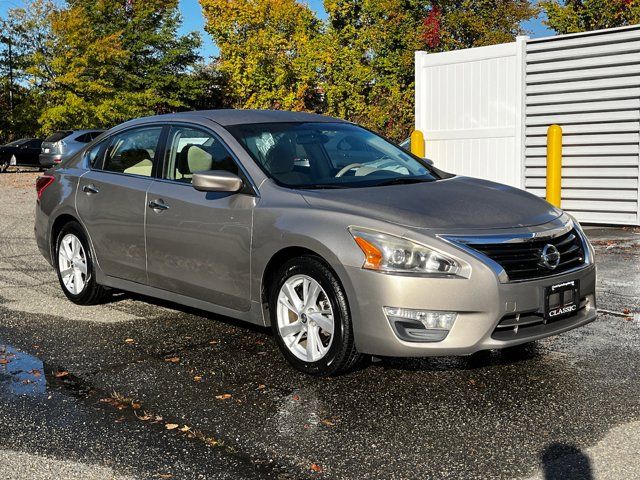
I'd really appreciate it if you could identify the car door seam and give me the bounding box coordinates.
[144,180,152,285]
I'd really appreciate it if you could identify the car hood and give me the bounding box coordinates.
[300,176,563,230]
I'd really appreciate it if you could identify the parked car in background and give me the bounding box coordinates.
[39,130,104,167]
[0,138,44,172]
[34,110,596,376]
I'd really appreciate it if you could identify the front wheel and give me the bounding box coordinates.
[269,256,362,376]
[55,221,107,305]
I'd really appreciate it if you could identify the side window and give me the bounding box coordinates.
[85,140,108,168]
[164,126,239,183]
[102,127,162,177]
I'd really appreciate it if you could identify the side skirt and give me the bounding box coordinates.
[100,275,264,326]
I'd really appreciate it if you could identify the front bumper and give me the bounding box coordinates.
[39,153,63,167]
[344,262,596,357]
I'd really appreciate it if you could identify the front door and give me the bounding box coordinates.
[145,125,254,311]
[76,126,163,284]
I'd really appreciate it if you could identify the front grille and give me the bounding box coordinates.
[468,228,585,281]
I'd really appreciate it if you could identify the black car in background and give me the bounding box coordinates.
[0,138,44,172]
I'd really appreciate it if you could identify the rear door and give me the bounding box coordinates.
[145,124,255,311]
[76,126,164,284]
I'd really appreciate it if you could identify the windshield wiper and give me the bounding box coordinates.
[373,177,431,187]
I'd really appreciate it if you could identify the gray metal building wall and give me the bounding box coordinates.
[524,26,640,225]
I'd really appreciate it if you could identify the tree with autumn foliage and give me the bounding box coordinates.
[541,0,640,34]
[198,0,536,141]
[321,0,536,140]
[199,0,323,111]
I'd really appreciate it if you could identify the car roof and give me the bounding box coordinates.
[122,109,348,128]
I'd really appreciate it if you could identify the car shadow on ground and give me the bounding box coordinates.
[104,288,544,375]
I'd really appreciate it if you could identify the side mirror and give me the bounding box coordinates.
[192,170,243,193]
[424,157,434,166]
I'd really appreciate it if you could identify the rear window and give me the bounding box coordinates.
[44,131,73,143]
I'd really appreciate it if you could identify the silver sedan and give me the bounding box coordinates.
[34,110,597,375]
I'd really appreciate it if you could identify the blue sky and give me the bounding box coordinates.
[2,0,553,59]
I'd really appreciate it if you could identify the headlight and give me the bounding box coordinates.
[568,214,594,264]
[349,227,462,276]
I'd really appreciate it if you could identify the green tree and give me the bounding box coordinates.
[199,0,323,111]
[34,0,204,131]
[0,0,54,140]
[541,0,640,34]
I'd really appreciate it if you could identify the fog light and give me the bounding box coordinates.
[384,307,457,343]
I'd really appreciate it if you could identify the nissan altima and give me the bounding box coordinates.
[34,110,597,375]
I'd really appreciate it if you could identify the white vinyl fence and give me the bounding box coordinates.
[415,25,640,226]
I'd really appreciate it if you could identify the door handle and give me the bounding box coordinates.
[148,199,169,211]
[82,184,99,195]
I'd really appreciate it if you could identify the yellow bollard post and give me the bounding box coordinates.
[410,130,425,158]
[546,124,562,208]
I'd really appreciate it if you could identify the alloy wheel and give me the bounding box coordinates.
[58,233,88,295]
[276,274,335,362]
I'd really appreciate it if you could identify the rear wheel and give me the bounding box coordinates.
[55,221,107,305]
[270,256,361,376]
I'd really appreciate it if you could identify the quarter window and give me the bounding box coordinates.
[102,127,162,177]
[85,141,108,168]
[164,126,239,183]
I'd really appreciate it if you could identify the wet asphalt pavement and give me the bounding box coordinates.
[1,171,640,479]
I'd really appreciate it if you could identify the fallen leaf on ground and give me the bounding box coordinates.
[164,357,180,363]
[135,412,153,421]
[124,338,135,344]
[165,423,179,430]
[310,463,323,473]
[29,369,41,377]
[292,394,300,401]
[179,425,191,432]
[155,474,174,479]
[257,384,266,390]
[321,419,335,426]
[131,402,142,409]
[623,308,631,314]
[54,371,69,378]
[193,375,202,382]
[0,359,9,365]
[209,339,219,345]
[215,393,232,400]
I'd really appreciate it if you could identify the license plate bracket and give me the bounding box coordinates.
[544,279,580,321]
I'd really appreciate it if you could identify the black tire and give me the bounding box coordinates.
[54,221,107,305]
[0,159,8,173]
[269,255,362,376]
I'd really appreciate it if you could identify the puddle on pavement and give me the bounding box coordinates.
[0,342,91,398]
[0,343,46,396]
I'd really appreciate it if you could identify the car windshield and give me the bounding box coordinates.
[227,122,439,188]
[5,139,27,147]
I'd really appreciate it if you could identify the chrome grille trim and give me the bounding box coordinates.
[441,220,592,283]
